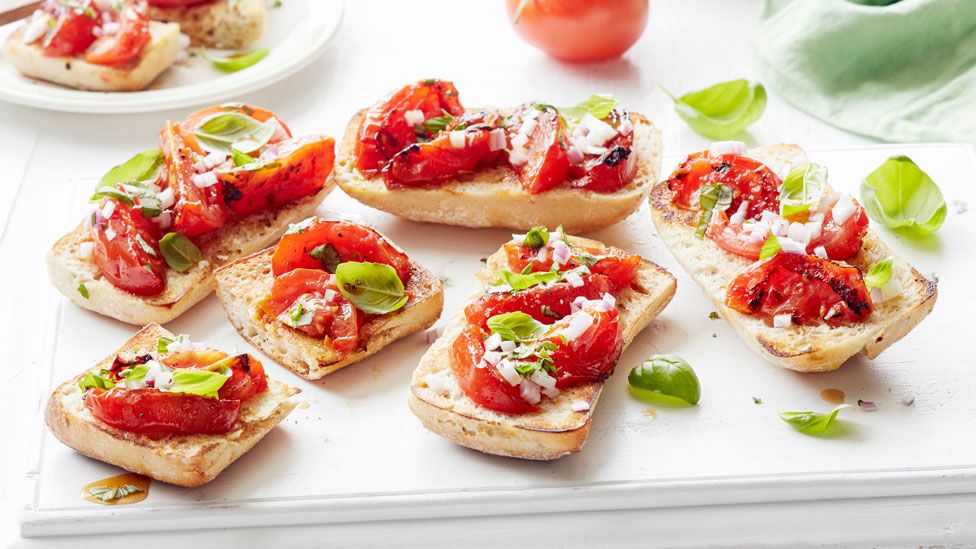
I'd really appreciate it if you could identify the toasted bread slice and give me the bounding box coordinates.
[46,184,332,326]
[648,144,937,372]
[45,323,300,487]
[408,236,677,459]
[146,0,264,49]
[214,246,444,380]
[2,21,180,92]
[334,110,663,233]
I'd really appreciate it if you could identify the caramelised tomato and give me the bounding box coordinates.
[668,152,782,222]
[503,242,639,293]
[808,205,869,261]
[147,0,214,6]
[449,324,537,414]
[42,1,98,57]
[178,104,290,155]
[569,110,637,192]
[84,6,149,65]
[507,104,569,194]
[539,306,623,388]
[160,121,229,237]
[725,252,873,326]
[383,111,504,187]
[90,198,166,296]
[355,79,465,176]
[271,219,412,284]
[86,387,240,435]
[464,275,613,331]
[159,349,268,402]
[261,268,362,353]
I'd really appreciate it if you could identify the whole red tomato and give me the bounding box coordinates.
[505,0,649,62]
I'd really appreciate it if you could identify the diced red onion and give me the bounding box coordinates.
[567,145,584,165]
[618,119,634,136]
[500,340,516,353]
[813,245,828,259]
[805,221,822,240]
[560,310,594,341]
[552,240,571,265]
[595,292,616,312]
[832,194,856,225]
[729,200,749,226]
[570,400,590,411]
[101,200,116,219]
[901,395,915,406]
[510,133,529,149]
[104,227,117,241]
[772,218,790,237]
[424,372,449,391]
[565,271,584,288]
[518,379,542,404]
[324,289,337,302]
[488,128,506,152]
[23,14,51,44]
[773,313,792,327]
[777,236,807,254]
[403,109,424,126]
[869,287,882,305]
[519,118,538,136]
[152,211,172,230]
[84,209,107,228]
[484,332,503,351]
[498,360,521,386]
[483,350,502,366]
[859,400,878,412]
[710,141,747,156]
[78,241,94,258]
[760,210,779,225]
[508,147,528,166]
[571,295,588,313]
[192,171,219,188]
[788,221,810,245]
[449,131,467,149]
[425,327,439,345]
[101,21,120,35]
[529,370,556,390]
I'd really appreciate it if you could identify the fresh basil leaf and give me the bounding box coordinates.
[88,484,143,502]
[157,336,174,354]
[708,311,719,319]
[158,232,201,272]
[200,46,269,73]
[494,268,560,292]
[522,226,550,250]
[423,110,454,134]
[77,284,89,299]
[864,257,894,288]
[193,112,275,155]
[576,252,604,268]
[286,217,316,235]
[753,396,763,404]
[308,243,341,273]
[169,367,230,398]
[696,183,733,239]
[860,155,946,236]
[556,225,567,242]
[287,303,315,327]
[124,364,150,387]
[79,371,114,392]
[98,150,165,189]
[628,354,701,405]
[559,93,619,123]
[661,80,766,139]
[231,148,257,167]
[779,163,827,217]
[335,262,408,314]
[779,404,853,434]
[759,234,781,260]
[487,311,546,343]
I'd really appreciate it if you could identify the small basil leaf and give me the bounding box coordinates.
[78,372,114,391]
[158,232,201,272]
[423,110,454,134]
[779,404,853,434]
[200,46,269,73]
[864,257,894,288]
[779,163,827,217]
[576,251,604,268]
[487,311,546,343]
[169,366,230,398]
[308,243,341,273]
[335,262,408,314]
[157,336,174,354]
[860,155,946,236]
[494,268,561,292]
[77,284,89,299]
[288,303,315,327]
[696,183,733,239]
[98,150,165,189]
[759,234,781,260]
[522,226,550,250]
[661,80,766,139]
[559,93,619,123]
[628,355,701,405]
[231,148,257,167]
[194,112,275,155]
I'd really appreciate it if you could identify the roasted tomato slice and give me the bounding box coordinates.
[159,349,268,402]
[178,104,291,155]
[569,110,637,193]
[271,219,412,284]
[449,324,537,414]
[355,79,465,176]
[147,0,213,6]
[383,111,503,187]
[90,198,166,296]
[809,204,869,261]
[42,2,98,57]
[218,135,334,217]
[261,268,362,353]
[503,242,639,293]
[507,104,569,194]
[85,387,241,435]
[704,211,765,259]
[667,151,782,222]
[465,275,613,331]
[160,121,229,237]
[539,306,623,388]
[725,252,873,326]
[84,6,149,65]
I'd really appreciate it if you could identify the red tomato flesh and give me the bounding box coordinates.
[449,325,538,414]
[464,275,612,331]
[42,2,98,57]
[159,349,268,402]
[503,242,639,293]
[667,152,782,222]
[569,110,637,192]
[160,121,229,237]
[507,104,569,194]
[89,198,166,296]
[84,6,149,65]
[178,104,290,155]
[540,306,623,388]
[86,387,240,435]
[725,252,873,326]
[261,268,362,354]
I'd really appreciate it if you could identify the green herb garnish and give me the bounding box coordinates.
[759,234,781,260]
[864,257,894,288]
[487,311,546,343]
[522,226,550,250]
[860,155,946,236]
[661,79,767,139]
[193,112,275,155]
[779,163,827,217]
[493,265,560,292]
[158,232,201,272]
[335,262,408,314]
[88,484,143,502]
[696,183,733,239]
[628,355,701,406]
[308,243,341,273]
[779,404,853,434]
[77,284,89,299]
[200,46,269,73]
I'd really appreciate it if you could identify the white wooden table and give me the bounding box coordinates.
[2,0,974,546]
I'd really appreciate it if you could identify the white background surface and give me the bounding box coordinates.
[1,0,975,546]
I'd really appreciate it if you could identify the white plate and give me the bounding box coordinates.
[16,144,976,537]
[0,0,343,113]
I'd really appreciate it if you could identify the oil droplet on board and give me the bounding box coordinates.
[81,473,150,505]
[643,407,657,420]
[820,388,846,405]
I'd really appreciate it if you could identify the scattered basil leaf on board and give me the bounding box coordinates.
[661,79,766,139]
[487,311,546,343]
[864,257,894,287]
[759,235,781,260]
[335,262,408,314]
[696,183,733,239]
[88,484,143,502]
[779,404,853,434]
[169,367,230,398]
[753,396,763,405]
[77,284,89,299]
[308,243,341,273]
[494,268,560,292]
[779,163,827,217]
[860,155,946,236]
[193,112,275,155]
[158,232,201,272]
[200,46,269,73]
[628,355,701,405]
[522,226,550,249]
[98,150,165,188]
[559,93,619,123]
[708,311,719,320]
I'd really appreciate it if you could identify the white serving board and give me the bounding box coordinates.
[19,143,976,537]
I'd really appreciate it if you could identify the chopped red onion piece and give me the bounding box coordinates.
[858,400,878,412]
[425,327,440,345]
[901,395,915,406]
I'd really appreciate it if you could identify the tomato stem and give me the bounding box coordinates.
[512,0,530,24]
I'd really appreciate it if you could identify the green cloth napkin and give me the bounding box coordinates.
[755,0,976,143]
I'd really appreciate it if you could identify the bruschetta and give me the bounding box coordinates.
[45,323,300,487]
[408,228,676,459]
[146,0,264,49]
[3,1,180,92]
[46,103,336,325]
[214,218,443,379]
[335,79,663,233]
[649,142,937,372]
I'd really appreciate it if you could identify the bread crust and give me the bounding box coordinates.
[334,109,663,233]
[3,21,180,92]
[648,144,938,372]
[408,236,677,459]
[146,0,264,49]
[213,245,444,380]
[44,323,300,487]
[46,182,333,326]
